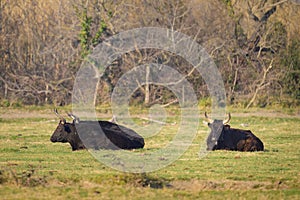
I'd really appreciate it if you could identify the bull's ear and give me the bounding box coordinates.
[203,121,209,126]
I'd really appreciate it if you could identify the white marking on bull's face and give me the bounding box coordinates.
[206,119,225,150]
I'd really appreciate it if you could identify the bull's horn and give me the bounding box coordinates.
[67,112,80,123]
[54,108,66,123]
[204,112,214,123]
[223,113,231,124]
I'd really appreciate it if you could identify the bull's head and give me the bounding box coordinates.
[50,109,85,150]
[204,112,231,150]
[50,109,77,143]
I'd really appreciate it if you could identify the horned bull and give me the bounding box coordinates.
[204,112,264,151]
[50,109,145,151]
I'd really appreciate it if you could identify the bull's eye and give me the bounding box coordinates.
[64,126,71,133]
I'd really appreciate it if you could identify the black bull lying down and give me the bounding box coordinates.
[204,112,264,151]
[50,109,145,151]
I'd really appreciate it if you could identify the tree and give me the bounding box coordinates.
[0,0,299,107]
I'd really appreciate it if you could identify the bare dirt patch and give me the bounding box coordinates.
[1,107,299,119]
[0,108,112,120]
[170,179,287,192]
[0,108,54,119]
[231,111,300,118]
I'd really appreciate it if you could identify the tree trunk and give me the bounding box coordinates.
[144,65,150,105]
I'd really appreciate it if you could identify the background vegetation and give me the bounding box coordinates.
[0,0,299,108]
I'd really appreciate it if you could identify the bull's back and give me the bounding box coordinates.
[226,128,264,151]
[75,121,144,150]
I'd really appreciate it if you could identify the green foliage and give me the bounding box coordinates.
[0,99,10,107]
[220,0,235,17]
[0,99,22,108]
[77,7,92,58]
[92,20,107,46]
[281,39,300,101]
[268,21,287,52]
[198,97,212,108]
[76,6,108,58]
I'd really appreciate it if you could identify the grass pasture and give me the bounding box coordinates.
[0,107,299,199]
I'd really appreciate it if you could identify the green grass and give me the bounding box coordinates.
[0,107,299,199]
